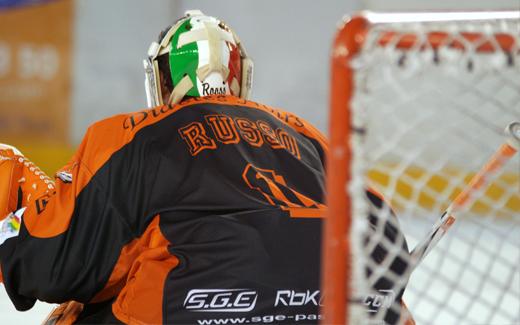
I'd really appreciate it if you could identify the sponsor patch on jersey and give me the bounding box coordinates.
[56,171,73,183]
[274,290,322,307]
[184,289,258,312]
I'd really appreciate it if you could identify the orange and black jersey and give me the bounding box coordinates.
[0,96,329,324]
[0,96,410,324]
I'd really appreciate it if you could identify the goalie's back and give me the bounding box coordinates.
[91,95,327,323]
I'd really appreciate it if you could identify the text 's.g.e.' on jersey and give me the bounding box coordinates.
[0,95,328,324]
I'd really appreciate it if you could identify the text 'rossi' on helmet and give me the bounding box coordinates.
[143,10,254,108]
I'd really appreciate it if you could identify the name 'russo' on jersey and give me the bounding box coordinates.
[178,113,301,159]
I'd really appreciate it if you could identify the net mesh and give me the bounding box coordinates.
[346,16,520,325]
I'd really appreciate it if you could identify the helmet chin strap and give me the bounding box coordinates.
[167,74,194,106]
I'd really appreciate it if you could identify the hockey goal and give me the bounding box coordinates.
[322,11,520,325]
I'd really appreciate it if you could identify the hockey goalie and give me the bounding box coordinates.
[0,10,413,325]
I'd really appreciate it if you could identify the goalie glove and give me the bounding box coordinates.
[0,143,55,229]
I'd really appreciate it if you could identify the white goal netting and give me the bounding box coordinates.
[343,12,520,325]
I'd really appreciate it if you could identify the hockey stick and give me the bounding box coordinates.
[409,121,520,266]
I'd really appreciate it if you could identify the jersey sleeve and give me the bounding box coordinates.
[0,117,158,311]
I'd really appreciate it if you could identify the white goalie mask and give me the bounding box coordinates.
[143,10,254,107]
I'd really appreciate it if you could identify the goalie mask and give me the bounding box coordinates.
[144,10,254,107]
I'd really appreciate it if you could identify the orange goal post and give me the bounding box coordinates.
[321,11,520,325]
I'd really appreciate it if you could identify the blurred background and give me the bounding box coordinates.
[0,0,518,323]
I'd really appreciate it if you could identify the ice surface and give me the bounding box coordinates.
[0,287,54,324]
[401,214,520,325]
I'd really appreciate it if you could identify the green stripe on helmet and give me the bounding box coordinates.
[169,19,200,97]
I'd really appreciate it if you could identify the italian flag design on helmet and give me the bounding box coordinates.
[144,10,253,107]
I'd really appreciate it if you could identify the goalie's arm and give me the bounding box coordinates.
[0,117,159,311]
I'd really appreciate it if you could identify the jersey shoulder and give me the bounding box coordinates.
[262,105,328,151]
[180,96,329,151]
